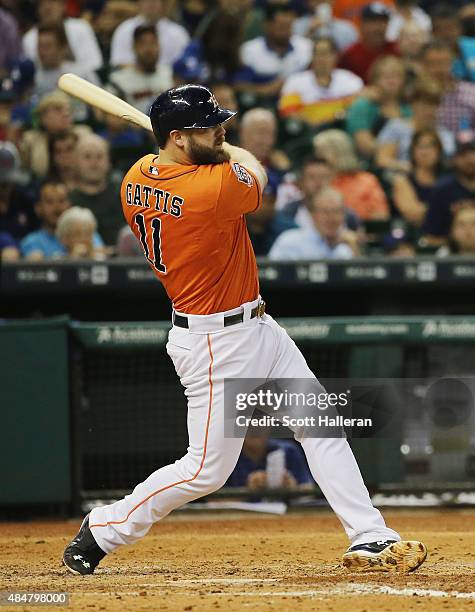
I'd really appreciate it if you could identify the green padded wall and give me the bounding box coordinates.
[0,318,71,504]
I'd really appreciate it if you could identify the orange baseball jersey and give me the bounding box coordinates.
[121,154,262,315]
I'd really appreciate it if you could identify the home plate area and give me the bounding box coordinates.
[1,510,474,611]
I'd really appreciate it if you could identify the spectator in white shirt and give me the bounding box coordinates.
[23,0,103,71]
[110,0,189,68]
[293,0,359,51]
[33,25,100,120]
[108,25,173,115]
[386,0,432,43]
[237,2,313,101]
[269,187,358,260]
[278,37,363,127]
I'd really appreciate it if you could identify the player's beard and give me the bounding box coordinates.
[187,136,230,165]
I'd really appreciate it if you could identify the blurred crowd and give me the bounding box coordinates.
[1,0,475,262]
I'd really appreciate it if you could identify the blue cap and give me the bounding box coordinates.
[9,58,35,95]
[383,228,410,252]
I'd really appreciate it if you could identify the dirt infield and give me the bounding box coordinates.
[1,508,474,611]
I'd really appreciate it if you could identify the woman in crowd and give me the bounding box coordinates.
[391,128,446,227]
[376,79,454,174]
[20,90,90,179]
[314,129,390,220]
[345,56,410,162]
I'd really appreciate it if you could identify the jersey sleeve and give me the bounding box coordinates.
[215,161,262,220]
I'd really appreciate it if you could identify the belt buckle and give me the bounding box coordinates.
[257,300,266,318]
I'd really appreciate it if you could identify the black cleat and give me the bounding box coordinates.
[62,513,106,575]
[342,539,427,573]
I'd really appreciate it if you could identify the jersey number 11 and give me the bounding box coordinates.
[134,213,167,274]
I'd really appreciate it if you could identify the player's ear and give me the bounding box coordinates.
[170,130,186,149]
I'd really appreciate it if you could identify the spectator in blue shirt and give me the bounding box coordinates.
[236,2,313,102]
[20,178,104,259]
[246,170,297,256]
[226,430,314,490]
[269,186,359,260]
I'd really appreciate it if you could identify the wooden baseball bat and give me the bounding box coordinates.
[58,73,153,132]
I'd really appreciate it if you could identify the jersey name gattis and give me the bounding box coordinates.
[125,182,183,218]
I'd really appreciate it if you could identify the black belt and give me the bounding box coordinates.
[173,301,266,329]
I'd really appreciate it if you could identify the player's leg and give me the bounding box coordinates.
[64,312,276,573]
[63,328,248,573]
[86,329,246,554]
[261,314,426,571]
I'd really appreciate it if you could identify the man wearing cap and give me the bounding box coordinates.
[424,139,475,245]
[339,2,399,82]
[383,228,416,257]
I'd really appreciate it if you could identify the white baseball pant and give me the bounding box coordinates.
[89,297,400,553]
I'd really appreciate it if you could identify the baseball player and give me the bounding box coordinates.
[63,85,427,575]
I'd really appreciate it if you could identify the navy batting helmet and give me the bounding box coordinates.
[149,85,236,148]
